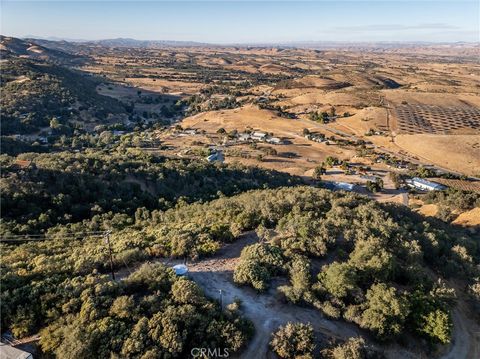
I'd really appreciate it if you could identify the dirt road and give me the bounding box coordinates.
[440,303,480,359]
[182,233,363,358]
[188,236,480,359]
[118,232,479,358]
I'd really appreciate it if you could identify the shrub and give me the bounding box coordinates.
[360,283,410,340]
[318,262,357,299]
[233,259,271,291]
[278,255,312,304]
[171,279,205,305]
[418,309,452,345]
[270,322,315,358]
[318,301,342,319]
[325,337,368,359]
[233,243,286,291]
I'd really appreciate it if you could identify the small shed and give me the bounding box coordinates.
[172,264,189,276]
[206,151,225,163]
[333,182,355,191]
[251,131,267,141]
[266,137,282,145]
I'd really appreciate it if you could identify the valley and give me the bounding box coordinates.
[1,34,480,359]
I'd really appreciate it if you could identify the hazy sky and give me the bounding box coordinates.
[1,1,479,43]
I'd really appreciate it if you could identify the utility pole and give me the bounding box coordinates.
[219,289,223,310]
[104,230,115,281]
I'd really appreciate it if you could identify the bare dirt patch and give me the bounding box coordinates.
[452,207,480,227]
[175,233,364,358]
[394,134,480,176]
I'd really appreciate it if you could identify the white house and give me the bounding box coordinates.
[184,129,197,136]
[238,133,251,142]
[206,151,225,163]
[406,177,446,191]
[251,131,267,141]
[266,137,282,145]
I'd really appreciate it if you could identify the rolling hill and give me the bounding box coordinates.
[1,56,125,135]
[0,35,85,64]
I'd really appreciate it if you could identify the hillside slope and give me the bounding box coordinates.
[1,57,125,134]
[1,186,478,357]
[1,35,85,64]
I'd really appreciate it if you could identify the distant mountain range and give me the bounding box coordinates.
[90,38,212,48]
[23,35,89,42]
[20,35,479,49]
[22,36,213,48]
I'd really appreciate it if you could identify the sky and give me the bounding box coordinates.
[1,1,479,43]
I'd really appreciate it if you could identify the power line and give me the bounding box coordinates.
[2,231,107,237]
[0,231,108,243]
[2,230,119,282]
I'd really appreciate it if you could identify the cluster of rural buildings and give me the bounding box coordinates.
[324,176,448,194]
[178,128,284,145]
[176,127,467,195]
[304,132,326,143]
[237,131,283,144]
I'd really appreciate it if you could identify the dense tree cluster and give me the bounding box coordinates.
[20,263,251,357]
[1,151,302,235]
[233,243,286,291]
[1,58,124,135]
[181,94,242,116]
[2,185,477,353]
[423,188,480,212]
[229,187,478,344]
[0,137,48,156]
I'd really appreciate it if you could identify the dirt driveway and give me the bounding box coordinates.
[163,233,364,358]
[119,232,479,359]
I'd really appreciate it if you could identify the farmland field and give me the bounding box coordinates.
[393,104,480,134]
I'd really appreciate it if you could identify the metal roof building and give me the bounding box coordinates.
[407,177,446,191]
[333,182,355,191]
[206,151,224,163]
[0,344,33,359]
